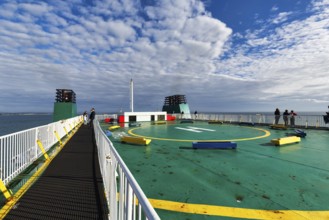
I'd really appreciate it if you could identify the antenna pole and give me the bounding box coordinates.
[130,79,134,112]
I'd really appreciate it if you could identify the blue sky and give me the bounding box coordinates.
[0,0,328,113]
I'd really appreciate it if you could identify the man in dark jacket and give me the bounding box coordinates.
[89,108,95,128]
[274,108,280,124]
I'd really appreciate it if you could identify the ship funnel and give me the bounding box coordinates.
[53,89,77,122]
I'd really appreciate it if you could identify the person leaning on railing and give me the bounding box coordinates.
[274,108,280,124]
[324,105,329,124]
[283,110,289,126]
[290,110,297,127]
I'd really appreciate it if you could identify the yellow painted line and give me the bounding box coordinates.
[149,199,329,220]
[115,192,328,219]
[0,123,82,220]
[0,158,53,219]
[128,125,271,142]
[0,180,12,200]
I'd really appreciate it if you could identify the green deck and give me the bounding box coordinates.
[102,121,329,220]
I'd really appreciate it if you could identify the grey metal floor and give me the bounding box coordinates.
[5,125,108,219]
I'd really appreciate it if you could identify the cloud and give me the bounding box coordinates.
[271,12,292,24]
[271,5,279,12]
[19,2,51,16]
[0,0,328,113]
[213,0,329,111]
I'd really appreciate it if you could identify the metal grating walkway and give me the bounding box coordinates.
[5,125,108,219]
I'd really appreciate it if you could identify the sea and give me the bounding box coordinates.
[0,113,53,136]
[0,111,326,137]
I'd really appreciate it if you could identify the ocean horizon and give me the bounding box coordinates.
[0,111,327,137]
[202,111,324,115]
[0,114,53,136]
[0,110,326,115]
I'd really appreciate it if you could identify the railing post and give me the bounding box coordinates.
[63,126,69,137]
[36,140,50,160]
[0,179,13,201]
[54,131,62,146]
[126,185,133,219]
[35,128,39,161]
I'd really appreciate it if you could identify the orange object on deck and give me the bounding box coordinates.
[118,115,125,123]
[104,118,112,123]
[167,114,176,121]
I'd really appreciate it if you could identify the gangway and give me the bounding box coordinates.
[2,125,108,219]
[0,116,160,220]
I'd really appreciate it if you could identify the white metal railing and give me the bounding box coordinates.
[175,113,329,128]
[94,115,160,220]
[0,116,82,185]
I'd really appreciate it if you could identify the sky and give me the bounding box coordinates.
[0,0,328,113]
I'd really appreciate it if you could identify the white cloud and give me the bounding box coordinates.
[0,0,328,113]
[271,12,292,24]
[19,2,51,16]
[0,20,29,34]
[212,0,329,110]
[271,5,279,12]
[0,3,18,18]
[312,0,329,9]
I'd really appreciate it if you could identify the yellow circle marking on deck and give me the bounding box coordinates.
[128,125,271,142]
[127,124,328,219]
[148,198,329,220]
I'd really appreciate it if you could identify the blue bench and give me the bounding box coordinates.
[294,129,307,138]
[105,130,112,137]
[192,141,237,149]
[180,119,194,123]
[239,122,255,126]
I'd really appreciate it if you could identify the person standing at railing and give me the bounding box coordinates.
[283,109,289,126]
[194,111,198,119]
[324,106,329,124]
[274,108,280,124]
[89,108,96,128]
[83,111,88,125]
[290,110,297,127]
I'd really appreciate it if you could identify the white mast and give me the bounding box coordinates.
[130,78,134,112]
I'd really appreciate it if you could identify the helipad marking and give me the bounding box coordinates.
[187,126,216,131]
[175,127,202,132]
[127,124,328,218]
[149,198,329,219]
[128,125,271,142]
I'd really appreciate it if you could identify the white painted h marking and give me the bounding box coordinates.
[187,126,216,132]
[175,126,216,133]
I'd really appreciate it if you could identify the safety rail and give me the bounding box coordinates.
[0,116,82,186]
[94,115,160,220]
[176,113,329,128]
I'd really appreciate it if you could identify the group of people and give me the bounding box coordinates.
[83,108,95,127]
[274,108,297,127]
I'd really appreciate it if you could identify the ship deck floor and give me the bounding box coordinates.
[3,125,108,220]
[103,120,329,220]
